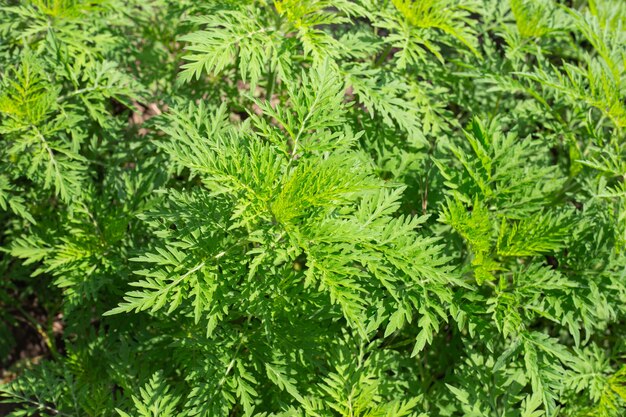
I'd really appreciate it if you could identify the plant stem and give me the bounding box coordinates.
[374,43,393,68]
[266,66,276,102]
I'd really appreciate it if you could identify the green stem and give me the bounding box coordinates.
[266,66,276,101]
[14,304,60,360]
[374,43,393,68]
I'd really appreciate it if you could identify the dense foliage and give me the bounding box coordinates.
[1,0,625,416]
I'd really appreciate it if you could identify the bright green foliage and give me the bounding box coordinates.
[0,0,625,416]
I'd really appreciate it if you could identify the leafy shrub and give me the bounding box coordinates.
[0,0,625,416]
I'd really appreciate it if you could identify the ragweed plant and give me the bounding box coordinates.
[1,0,625,416]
